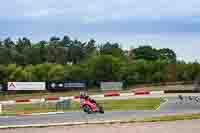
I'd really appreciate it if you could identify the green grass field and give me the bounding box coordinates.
[99,98,164,111]
[141,113,200,122]
[1,98,165,116]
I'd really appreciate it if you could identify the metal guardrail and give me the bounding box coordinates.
[56,99,71,111]
[1,99,72,115]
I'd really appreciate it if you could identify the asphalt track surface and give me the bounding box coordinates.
[1,94,200,126]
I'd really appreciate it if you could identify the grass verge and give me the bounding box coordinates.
[141,113,200,122]
[1,98,164,115]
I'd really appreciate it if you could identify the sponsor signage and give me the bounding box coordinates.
[64,83,85,88]
[8,82,46,91]
[47,81,86,90]
[100,81,123,91]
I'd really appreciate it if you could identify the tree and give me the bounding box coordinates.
[3,38,15,48]
[0,65,8,82]
[67,40,85,64]
[49,36,60,46]
[176,61,188,81]
[100,42,124,58]
[67,65,88,80]
[0,48,12,64]
[47,46,67,64]
[48,64,65,80]
[39,40,47,45]
[15,37,31,54]
[0,35,191,85]
[88,55,123,81]
[9,66,28,81]
[152,71,165,82]
[24,48,42,64]
[24,65,35,81]
[0,40,3,47]
[133,45,159,61]
[60,35,71,47]
[85,39,96,55]
[37,41,48,63]
[32,64,52,81]
[22,37,31,48]
[158,48,176,62]
[6,64,18,81]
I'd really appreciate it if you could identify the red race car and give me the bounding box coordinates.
[80,95,104,114]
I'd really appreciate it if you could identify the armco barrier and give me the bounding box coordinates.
[16,99,31,103]
[45,97,59,101]
[74,96,80,99]
[30,99,43,103]
[150,91,164,94]
[104,92,120,97]
[90,95,104,98]
[0,100,16,105]
[134,90,150,95]
[164,90,200,93]
[2,90,200,105]
[117,93,134,96]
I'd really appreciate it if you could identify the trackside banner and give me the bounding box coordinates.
[100,81,123,91]
[46,81,87,91]
[8,82,46,91]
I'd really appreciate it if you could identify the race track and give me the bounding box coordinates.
[1,94,200,126]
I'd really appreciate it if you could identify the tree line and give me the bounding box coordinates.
[0,35,199,86]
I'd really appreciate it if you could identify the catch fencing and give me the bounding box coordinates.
[1,98,73,115]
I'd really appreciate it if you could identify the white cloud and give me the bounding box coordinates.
[1,0,200,62]
[23,8,66,17]
[1,0,200,23]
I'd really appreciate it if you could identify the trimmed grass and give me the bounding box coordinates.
[99,98,165,111]
[1,98,164,115]
[140,113,200,122]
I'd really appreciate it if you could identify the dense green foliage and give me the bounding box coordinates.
[0,35,199,85]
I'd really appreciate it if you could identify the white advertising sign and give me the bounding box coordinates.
[8,82,46,91]
[100,82,123,91]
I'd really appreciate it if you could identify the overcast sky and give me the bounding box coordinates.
[0,0,200,62]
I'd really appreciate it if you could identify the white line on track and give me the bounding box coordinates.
[155,98,169,111]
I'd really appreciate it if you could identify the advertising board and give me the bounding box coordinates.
[47,81,86,91]
[100,81,123,91]
[7,82,46,91]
